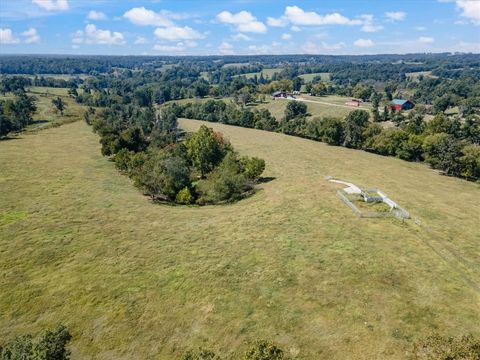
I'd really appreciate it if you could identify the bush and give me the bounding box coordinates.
[284,101,307,121]
[196,152,252,204]
[244,340,286,360]
[113,148,134,173]
[176,187,194,204]
[135,151,191,201]
[0,325,71,360]
[241,157,265,180]
[411,334,480,360]
[181,348,219,360]
[460,144,480,180]
[423,133,464,176]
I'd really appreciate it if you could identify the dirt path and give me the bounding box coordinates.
[295,98,372,110]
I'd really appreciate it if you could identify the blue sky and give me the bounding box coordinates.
[0,0,479,55]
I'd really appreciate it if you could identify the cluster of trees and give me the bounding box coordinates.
[0,325,71,360]
[90,105,265,205]
[175,99,480,182]
[0,92,37,138]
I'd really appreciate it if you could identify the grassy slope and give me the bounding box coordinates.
[0,88,86,133]
[298,72,331,82]
[0,119,479,359]
[250,96,372,120]
[167,95,371,121]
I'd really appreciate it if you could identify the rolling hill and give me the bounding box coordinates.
[0,119,478,359]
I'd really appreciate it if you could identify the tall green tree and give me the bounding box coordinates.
[52,97,66,116]
[185,125,229,177]
[284,101,307,121]
[343,110,370,149]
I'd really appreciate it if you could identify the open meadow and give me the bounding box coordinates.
[0,117,479,359]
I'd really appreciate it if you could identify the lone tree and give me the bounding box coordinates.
[52,97,66,116]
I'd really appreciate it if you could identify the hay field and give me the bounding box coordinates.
[0,119,478,359]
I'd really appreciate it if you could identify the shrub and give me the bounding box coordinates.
[284,101,307,121]
[460,144,480,180]
[0,325,71,360]
[196,152,252,204]
[136,151,191,201]
[241,157,265,180]
[113,148,134,173]
[423,133,464,176]
[181,348,219,360]
[176,187,194,204]
[411,334,480,360]
[244,340,286,360]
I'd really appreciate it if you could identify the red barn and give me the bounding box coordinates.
[389,99,415,111]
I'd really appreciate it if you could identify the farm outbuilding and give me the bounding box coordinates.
[390,99,415,111]
[345,100,361,107]
[272,91,287,99]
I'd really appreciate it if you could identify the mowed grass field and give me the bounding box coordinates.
[1,119,479,359]
[167,95,371,121]
[298,72,331,82]
[250,95,372,120]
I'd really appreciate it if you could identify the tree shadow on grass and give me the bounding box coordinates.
[0,136,22,141]
[258,176,276,184]
[30,119,50,125]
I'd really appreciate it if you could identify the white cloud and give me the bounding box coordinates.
[0,28,20,44]
[216,10,267,33]
[247,44,271,54]
[354,38,375,47]
[218,41,234,55]
[268,6,381,32]
[32,0,68,11]
[415,26,426,31]
[134,36,148,45]
[73,24,125,45]
[418,36,435,44]
[291,25,301,32]
[273,5,362,26]
[123,7,173,27]
[361,24,383,32]
[232,33,251,41]
[267,16,288,27]
[153,41,197,53]
[21,28,40,43]
[87,10,106,21]
[385,11,406,22]
[456,0,480,25]
[154,26,204,41]
[281,33,291,40]
[359,15,383,32]
[302,41,345,54]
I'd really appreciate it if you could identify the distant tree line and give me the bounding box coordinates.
[174,100,480,182]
